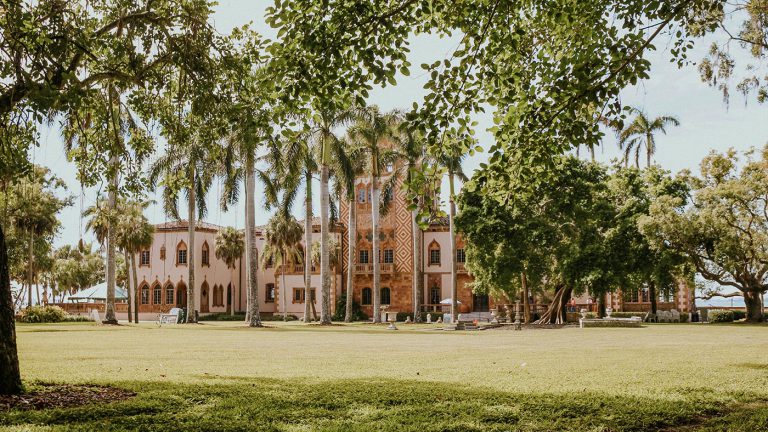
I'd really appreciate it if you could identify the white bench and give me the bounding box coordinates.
[159,308,182,325]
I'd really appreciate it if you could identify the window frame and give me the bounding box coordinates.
[429,249,441,266]
[456,248,466,263]
[141,285,149,305]
[165,285,174,305]
[380,287,391,305]
[265,283,275,303]
[359,250,370,264]
[383,249,394,264]
[140,250,150,266]
[361,287,372,305]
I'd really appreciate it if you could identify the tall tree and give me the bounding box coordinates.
[392,126,429,322]
[434,132,471,323]
[10,168,69,308]
[115,201,154,324]
[640,147,768,322]
[348,106,401,323]
[215,226,245,315]
[616,107,680,168]
[149,114,219,324]
[262,212,304,321]
[313,106,359,324]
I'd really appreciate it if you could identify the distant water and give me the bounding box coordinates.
[696,297,767,308]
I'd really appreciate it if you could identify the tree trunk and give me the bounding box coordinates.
[124,250,132,323]
[319,165,332,324]
[449,173,458,323]
[245,159,262,327]
[649,281,657,314]
[371,175,381,323]
[0,223,23,395]
[744,290,764,323]
[412,205,422,322]
[281,251,288,321]
[304,173,313,323]
[104,166,118,324]
[521,272,530,324]
[534,285,573,325]
[186,168,197,324]
[26,233,33,308]
[345,195,356,322]
[597,293,606,318]
[131,254,139,323]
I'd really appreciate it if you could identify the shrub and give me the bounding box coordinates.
[64,315,94,322]
[332,294,368,322]
[609,312,646,319]
[200,312,246,321]
[731,310,746,321]
[19,305,68,323]
[261,314,299,321]
[679,313,689,323]
[708,309,735,323]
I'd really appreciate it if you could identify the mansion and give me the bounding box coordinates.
[130,169,693,320]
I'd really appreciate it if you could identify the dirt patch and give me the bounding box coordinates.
[488,323,576,330]
[0,383,135,412]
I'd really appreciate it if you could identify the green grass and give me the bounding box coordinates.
[4,322,768,431]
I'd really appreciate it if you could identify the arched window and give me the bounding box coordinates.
[428,240,441,266]
[215,285,223,306]
[381,287,391,305]
[152,284,162,304]
[140,284,150,304]
[160,245,166,260]
[201,241,210,266]
[176,241,188,266]
[362,288,372,305]
[165,283,174,305]
[358,186,367,203]
[265,283,275,303]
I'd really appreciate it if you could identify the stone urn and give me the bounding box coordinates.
[606,307,613,318]
[580,308,588,319]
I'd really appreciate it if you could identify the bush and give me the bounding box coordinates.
[731,310,746,321]
[19,305,68,323]
[609,312,646,319]
[200,312,246,321]
[332,295,368,322]
[64,315,94,322]
[708,309,735,323]
[261,314,299,321]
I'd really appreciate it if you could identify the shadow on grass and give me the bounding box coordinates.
[0,378,764,432]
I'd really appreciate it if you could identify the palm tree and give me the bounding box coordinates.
[13,170,66,309]
[220,120,280,327]
[331,139,366,322]
[274,129,317,323]
[215,226,245,315]
[435,132,470,323]
[114,201,154,324]
[348,106,401,323]
[262,211,304,321]
[149,120,215,324]
[392,124,428,322]
[617,107,680,168]
[312,107,359,324]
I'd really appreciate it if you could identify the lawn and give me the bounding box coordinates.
[3,322,768,431]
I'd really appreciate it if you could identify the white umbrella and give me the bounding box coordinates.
[439,298,462,305]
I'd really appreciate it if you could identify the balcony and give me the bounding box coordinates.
[354,263,394,273]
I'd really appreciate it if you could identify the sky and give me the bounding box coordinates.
[32,2,768,304]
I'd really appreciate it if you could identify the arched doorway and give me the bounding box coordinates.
[200,281,210,313]
[176,282,187,308]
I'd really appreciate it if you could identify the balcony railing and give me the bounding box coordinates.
[354,263,394,273]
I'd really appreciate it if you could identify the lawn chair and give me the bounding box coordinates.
[159,308,182,325]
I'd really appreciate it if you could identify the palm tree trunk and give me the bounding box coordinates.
[412,202,422,322]
[304,172,313,323]
[320,165,332,324]
[245,157,262,327]
[449,173,458,323]
[649,281,657,314]
[186,168,197,324]
[26,233,33,308]
[104,175,118,324]
[344,196,356,322]
[0,223,23,395]
[282,248,288,321]
[131,254,139,323]
[371,175,382,323]
[124,250,132,323]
